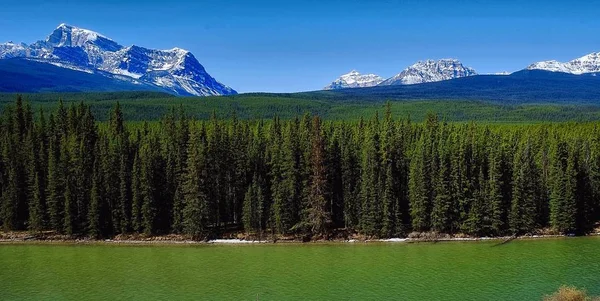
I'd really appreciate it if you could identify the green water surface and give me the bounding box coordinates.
[1,238,599,300]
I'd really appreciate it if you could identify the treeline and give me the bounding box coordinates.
[1,97,599,239]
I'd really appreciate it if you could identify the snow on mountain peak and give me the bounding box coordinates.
[168,47,189,54]
[527,52,600,75]
[0,24,236,96]
[47,23,116,48]
[379,58,477,86]
[324,70,384,90]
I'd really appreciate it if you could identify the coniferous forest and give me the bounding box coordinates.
[1,96,599,240]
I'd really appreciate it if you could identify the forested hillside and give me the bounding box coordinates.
[1,97,599,239]
[4,92,600,123]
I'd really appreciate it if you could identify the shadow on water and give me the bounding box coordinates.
[492,235,517,247]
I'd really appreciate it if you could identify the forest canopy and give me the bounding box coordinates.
[1,96,599,239]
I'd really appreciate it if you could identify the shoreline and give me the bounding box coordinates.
[1,232,598,246]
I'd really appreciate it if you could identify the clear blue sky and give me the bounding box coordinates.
[1,0,599,93]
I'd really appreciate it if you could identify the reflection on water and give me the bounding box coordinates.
[1,237,599,301]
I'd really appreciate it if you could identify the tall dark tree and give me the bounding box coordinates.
[359,114,382,236]
[182,126,209,239]
[510,140,540,234]
[303,116,331,237]
[549,140,576,234]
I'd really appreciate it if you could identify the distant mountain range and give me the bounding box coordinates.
[0,24,236,96]
[2,24,600,98]
[325,53,600,90]
[323,70,384,90]
[314,69,600,104]
[325,59,477,89]
[527,52,600,74]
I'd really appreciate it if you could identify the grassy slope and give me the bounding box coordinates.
[1,91,600,123]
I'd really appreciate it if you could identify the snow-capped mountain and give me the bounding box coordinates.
[379,59,477,86]
[527,52,600,75]
[324,70,384,90]
[0,24,236,96]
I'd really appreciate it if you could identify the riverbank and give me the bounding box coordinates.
[1,230,598,245]
[4,236,600,300]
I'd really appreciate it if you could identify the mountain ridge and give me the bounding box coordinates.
[379,59,477,86]
[324,70,384,89]
[527,52,600,75]
[0,24,236,96]
[325,59,477,90]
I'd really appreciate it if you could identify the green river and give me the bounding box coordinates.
[1,237,599,300]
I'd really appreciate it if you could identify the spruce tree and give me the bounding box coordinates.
[381,104,399,237]
[243,175,264,235]
[487,137,506,235]
[549,141,577,234]
[409,136,430,232]
[510,140,540,234]
[130,152,142,233]
[305,116,331,237]
[182,126,209,239]
[431,136,453,233]
[46,138,64,232]
[359,114,382,236]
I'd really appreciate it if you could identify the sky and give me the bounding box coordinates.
[1,0,600,93]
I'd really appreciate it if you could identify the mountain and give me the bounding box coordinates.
[0,58,165,93]
[324,70,384,90]
[527,52,600,75]
[306,69,600,104]
[379,59,477,86]
[0,24,236,96]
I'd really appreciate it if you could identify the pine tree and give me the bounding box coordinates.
[130,152,143,233]
[409,136,430,232]
[46,138,65,232]
[304,116,331,237]
[510,140,540,234]
[1,150,18,230]
[243,175,264,235]
[88,164,102,238]
[340,124,360,230]
[272,121,300,234]
[182,125,209,239]
[549,140,577,234]
[359,114,382,236]
[118,154,130,234]
[380,104,400,237]
[431,135,453,233]
[466,168,487,236]
[140,139,157,236]
[487,136,506,235]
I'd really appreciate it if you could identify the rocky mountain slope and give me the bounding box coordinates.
[0,24,236,96]
[324,70,384,89]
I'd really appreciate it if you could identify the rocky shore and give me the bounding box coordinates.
[1,230,597,245]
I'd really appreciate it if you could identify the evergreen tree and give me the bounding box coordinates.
[46,138,65,232]
[487,136,506,235]
[510,140,540,234]
[243,175,264,235]
[88,163,102,238]
[431,134,453,233]
[182,126,209,239]
[549,140,577,234]
[409,136,430,232]
[304,116,331,237]
[359,114,382,236]
[130,152,143,233]
[380,104,400,236]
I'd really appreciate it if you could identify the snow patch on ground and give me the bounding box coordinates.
[379,238,408,242]
[209,239,266,244]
